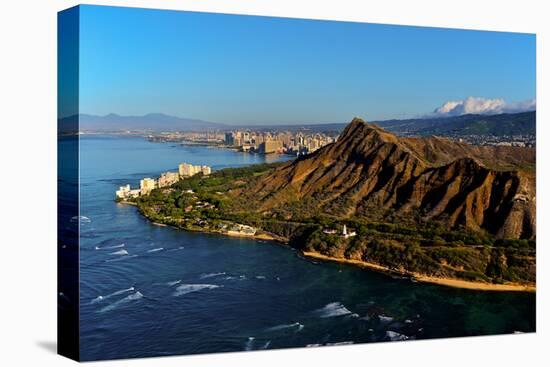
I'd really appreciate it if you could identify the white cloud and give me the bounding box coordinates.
[430,97,535,117]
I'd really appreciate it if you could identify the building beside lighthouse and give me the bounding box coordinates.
[342,224,356,238]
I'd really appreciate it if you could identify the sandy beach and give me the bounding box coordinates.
[302,251,535,292]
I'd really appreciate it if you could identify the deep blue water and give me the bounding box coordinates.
[77,135,535,361]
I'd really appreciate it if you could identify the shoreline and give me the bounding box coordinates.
[121,202,535,293]
[302,251,536,293]
[137,210,285,243]
[223,230,283,241]
[117,200,138,206]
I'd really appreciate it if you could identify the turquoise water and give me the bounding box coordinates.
[77,135,535,361]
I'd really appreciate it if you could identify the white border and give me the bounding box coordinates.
[1,1,547,366]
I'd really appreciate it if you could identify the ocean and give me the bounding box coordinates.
[75,135,535,361]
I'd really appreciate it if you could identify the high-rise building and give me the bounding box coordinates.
[115,184,141,199]
[158,171,180,188]
[258,140,283,154]
[224,132,235,145]
[179,163,196,176]
[179,162,212,177]
[115,184,131,199]
[140,178,156,195]
[233,131,243,147]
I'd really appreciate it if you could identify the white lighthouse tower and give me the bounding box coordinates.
[342,224,356,238]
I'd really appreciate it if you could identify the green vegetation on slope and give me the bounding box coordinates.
[131,163,535,286]
[378,111,535,136]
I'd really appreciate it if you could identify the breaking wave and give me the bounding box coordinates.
[98,291,143,313]
[378,315,394,323]
[167,246,185,252]
[200,272,226,279]
[90,287,135,304]
[222,274,246,280]
[95,243,125,250]
[385,330,409,341]
[165,280,182,287]
[173,284,221,297]
[244,337,255,351]
[71,215,91,223]
[243,337,270,351]
[110,249,129,256]
[315,302,353,318]
[147,247,164,253]
[266,322,304,332]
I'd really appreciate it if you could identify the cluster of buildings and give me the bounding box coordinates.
[145,128,338,156]
[451,134,536,148]
[115,162,212,200]
[224,130,337,155]
[147,131,225,144]
[115,184,141,200]
[226,223,257,237]
[179,162,212,177]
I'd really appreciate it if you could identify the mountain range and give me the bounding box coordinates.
[60,111,535,136]
[60,113,225,132]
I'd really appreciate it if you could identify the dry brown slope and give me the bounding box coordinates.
[240,118,535,239]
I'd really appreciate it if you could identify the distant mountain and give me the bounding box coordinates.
[59,110,536,135]
[243,111,536,136]
[376,111,535,136]
[60,113,226,132]
[238,118,535,239]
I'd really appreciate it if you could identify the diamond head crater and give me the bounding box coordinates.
[119,118,535,292]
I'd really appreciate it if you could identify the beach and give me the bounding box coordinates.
[302,251,536,292]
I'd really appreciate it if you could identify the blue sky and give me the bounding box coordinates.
[78,5,536,124]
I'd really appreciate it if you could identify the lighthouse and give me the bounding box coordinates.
[342,224,356,238]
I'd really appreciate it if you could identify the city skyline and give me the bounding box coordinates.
[78,5,535,124]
